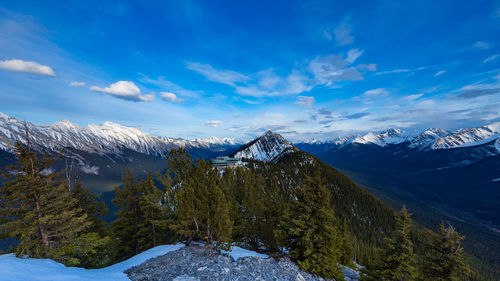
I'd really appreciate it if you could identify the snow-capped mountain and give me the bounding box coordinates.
[432,122,500,150]
[0,113,241,157]
[300,123,500,152]
[233,131,297,162]
[352,129,408,147]
[409,128,449,149]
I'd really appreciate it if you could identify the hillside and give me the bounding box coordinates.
[295,124,500,280]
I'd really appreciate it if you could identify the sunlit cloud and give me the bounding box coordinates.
[0,59,56,76]
[160,92,184,103]
[90,81,154,102]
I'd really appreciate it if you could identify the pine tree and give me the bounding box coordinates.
[138,173,169,248]
[72,178,108,235]
[0,142,105,266]
[287,174,344,280]
[111,170,147,256]
[169,156,232,250]
[340,218,355,268]
[374,206,417,281]
[421,222,470,281]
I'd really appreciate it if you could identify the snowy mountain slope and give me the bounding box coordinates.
[233,131,297,162]
[0,113,241,157]
[352,129,408,147]
[432,122,500,149]
[409,128,449,149]
[298,123,500,152]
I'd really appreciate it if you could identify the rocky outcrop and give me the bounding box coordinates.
[125,245,360,281]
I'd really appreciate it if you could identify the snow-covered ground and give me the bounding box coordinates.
[0,244,272,281]
[223,246,269,260]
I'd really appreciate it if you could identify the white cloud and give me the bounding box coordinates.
[70,81,85,87]
[375,66,428,75]
[333,21,354,45]
[205,120,223,127]
[357,63,377,71]
[188,49,371,97]
[295,96,315,107]
[90,81,154,102]
[160,92,184,103]
[434,70,446,77]
[473,41,490,50]
[345,48,364,63]
[187,62,249,86]
[401,93,424,101]
[363,88,389,97]
[308,54,363,86]
[0,59,56,76]
[483,54,499,63]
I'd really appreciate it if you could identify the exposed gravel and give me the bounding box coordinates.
[125,245,359,281]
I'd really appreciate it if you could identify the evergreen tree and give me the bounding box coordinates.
[111,170,147,256]
[340,218,355,268]
[0,142,106,266]
[138,173,169,248]
[365,206,416,281]
[168,156,232,250]
[72,178,108,235]
[287,174,344,280]
[421,222,470,281]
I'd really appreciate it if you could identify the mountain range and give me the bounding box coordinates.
[0,112,499,278]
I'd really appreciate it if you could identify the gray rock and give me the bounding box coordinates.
[125,245,360,281]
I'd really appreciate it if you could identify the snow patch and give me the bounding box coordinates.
[223,246,269,260]
[80,164,100,175]
[0,244,184,281]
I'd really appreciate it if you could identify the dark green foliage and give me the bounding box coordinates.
[286,174,344,280]
[340,218,355,268]
[139,173,170,248]
[421,222,470,281]
[165,149,233,250]
[0,142,107,266]
[363,206,417,281]
[112,170,172,257]
[111,170,146,256]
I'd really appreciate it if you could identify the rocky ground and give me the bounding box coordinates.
[125,245,360,281]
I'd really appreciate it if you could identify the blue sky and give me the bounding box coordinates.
[0,0,499,141]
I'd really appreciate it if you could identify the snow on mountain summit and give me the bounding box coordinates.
[432,122,500,149]
[409,128,449,149]
[352,128,408,147]
[234,131,297,162]
[0,113,239,158]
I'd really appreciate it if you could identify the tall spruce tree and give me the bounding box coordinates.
[421,222,470,281]
[168,155,232,250]
[366,206,417,281]
[138,172,170,248]
[111,170,147,256]
[0,142,106,266]
[287,174,344,280]
[340,218,355,268]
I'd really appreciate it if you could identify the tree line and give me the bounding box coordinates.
[0,144,471,280]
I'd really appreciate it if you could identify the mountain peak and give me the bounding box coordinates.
[234,131,296,162]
